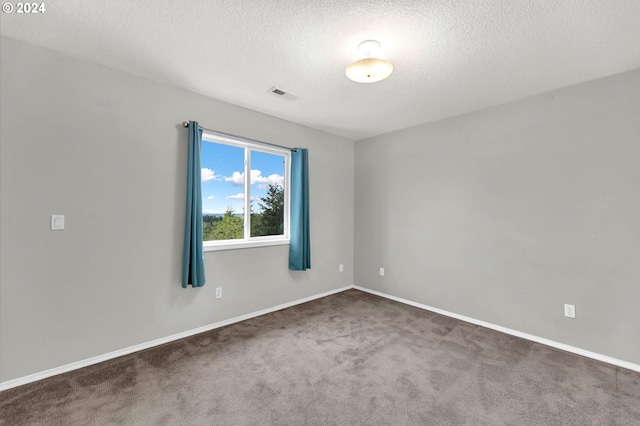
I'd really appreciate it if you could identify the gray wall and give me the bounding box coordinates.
[0,37,354,382]
[355,69,640,365]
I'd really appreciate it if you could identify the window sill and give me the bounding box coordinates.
[204,238,290,252]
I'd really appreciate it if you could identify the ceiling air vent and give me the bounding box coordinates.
[268,86,299,101]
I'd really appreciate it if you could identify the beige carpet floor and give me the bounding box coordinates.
[1,289,639,425]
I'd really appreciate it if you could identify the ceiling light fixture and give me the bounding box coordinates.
[345,40,393,83]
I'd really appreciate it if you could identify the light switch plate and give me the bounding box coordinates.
[51,214,65,230]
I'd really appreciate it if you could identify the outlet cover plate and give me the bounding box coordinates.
[564,304,576,318]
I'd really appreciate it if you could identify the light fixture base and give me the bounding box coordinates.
[346,39,393,83]
[358,40,381,57]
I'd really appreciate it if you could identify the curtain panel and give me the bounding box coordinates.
[289,148,311,271]
[181,121,206,287]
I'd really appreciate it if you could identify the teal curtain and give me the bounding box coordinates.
[289,148,311,270]
[182,121,206,288]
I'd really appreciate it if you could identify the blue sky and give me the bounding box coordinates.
[201,142,285,215]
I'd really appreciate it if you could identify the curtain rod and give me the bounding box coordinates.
[182,121,292,151]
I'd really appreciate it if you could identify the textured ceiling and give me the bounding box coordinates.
[2,0,640,141]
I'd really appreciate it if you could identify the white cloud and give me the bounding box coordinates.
[224,169,284,188]
[207,195,215,200]
[201,168,220,182]
[203,209,217,215]
[224,171,245,186]
[256,173,284,190]
[225,193,255,201]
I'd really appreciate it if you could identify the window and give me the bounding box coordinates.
[200,131,290,251]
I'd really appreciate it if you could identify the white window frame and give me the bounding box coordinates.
[201,131,291,252]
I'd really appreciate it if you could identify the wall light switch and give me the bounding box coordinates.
[51,214,65,230]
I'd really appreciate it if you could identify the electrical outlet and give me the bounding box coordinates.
[564,304,575,318]
[215,287,222,299]
[339,264,344,272]
[379,267,385,276]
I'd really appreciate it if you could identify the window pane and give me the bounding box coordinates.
[250,150,285,237]
[201,141,245,241]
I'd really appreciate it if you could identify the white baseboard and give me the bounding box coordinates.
[354,285,640,373]
[3,284,637,392]
[0,285,352,392]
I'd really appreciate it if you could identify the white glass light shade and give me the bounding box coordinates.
[345,57,394,83]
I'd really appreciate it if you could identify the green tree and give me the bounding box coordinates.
[202,214,221,241]
[250,200,263,237]
[253,184,284,236]
[215,207,243,240]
